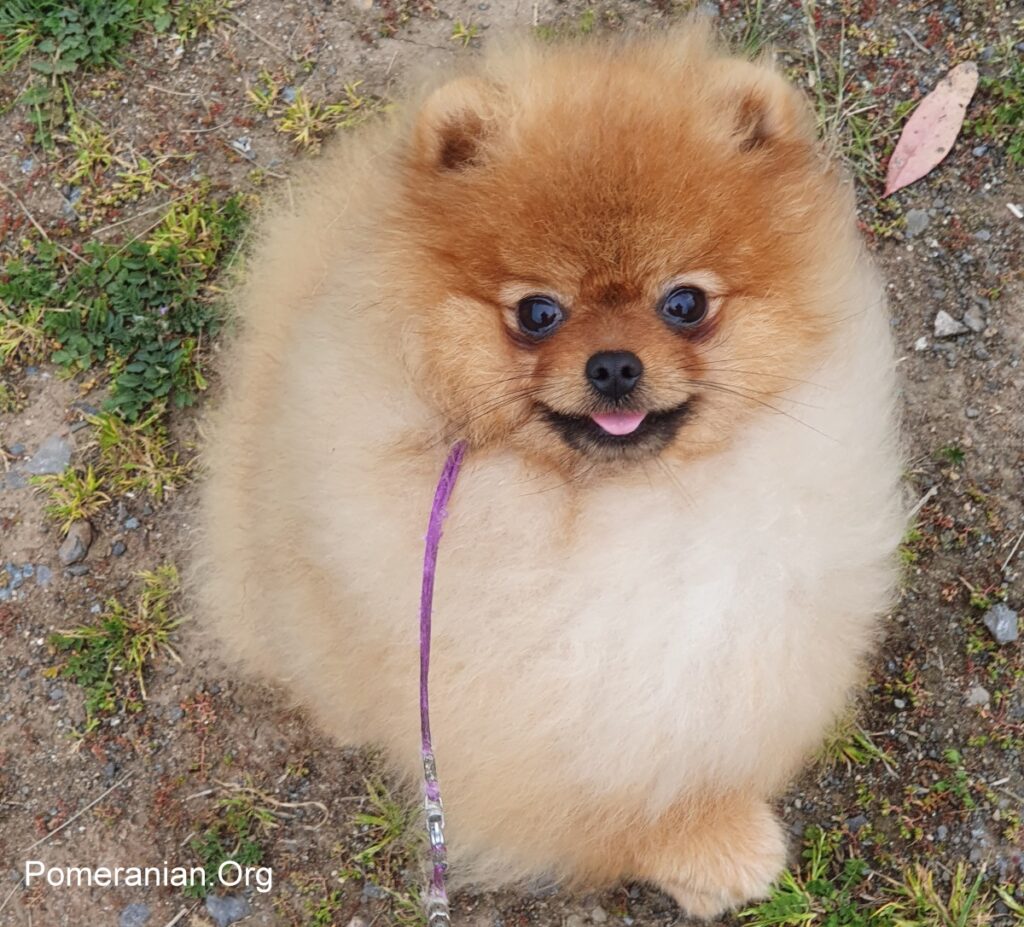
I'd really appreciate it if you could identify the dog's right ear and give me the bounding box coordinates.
[413,77,504,172]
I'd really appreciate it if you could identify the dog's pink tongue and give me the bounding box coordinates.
[591,411,647,436]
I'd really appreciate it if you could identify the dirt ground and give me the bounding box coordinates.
[1,1,1022,926]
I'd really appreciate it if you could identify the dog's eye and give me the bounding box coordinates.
[660,286,708,328]
[517,296,564,338]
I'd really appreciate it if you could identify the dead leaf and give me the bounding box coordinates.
[884,61,979,197]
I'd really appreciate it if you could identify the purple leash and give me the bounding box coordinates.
[419,441,467,927]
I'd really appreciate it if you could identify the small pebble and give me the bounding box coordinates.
[24,435,74,475]
[973,229,991,242]
[205,893,251,927]
[983,604,1018,645]
[111,540,127,557]
[119,903,151,927]
[591,906,608,923]
[66,564,91,577]
[59,521,93,566]
[962,304,986,333]
[914,335,929,351]
[904,208,930,238]
[966,685,991,707]
[124,516,141,531]
[934,310,968,338]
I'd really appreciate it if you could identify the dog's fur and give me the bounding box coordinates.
[200,26,904,916]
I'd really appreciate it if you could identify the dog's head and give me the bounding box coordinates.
[392,30,854,470]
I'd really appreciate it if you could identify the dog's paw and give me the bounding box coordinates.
[650,800,787,920]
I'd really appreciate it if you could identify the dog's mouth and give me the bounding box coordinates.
[541,401,693,456]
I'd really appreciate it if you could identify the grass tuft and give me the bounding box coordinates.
[30,464,111,534]
[46,564,183,733]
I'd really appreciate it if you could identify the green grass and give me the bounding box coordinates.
[450,19,479,47]
[740,827,1004,927]
[90,409,189,500]
[937,444,966,467]
[819,715,895,774]
[246,79,382,150]
[341,777,424,925]
[187,789,273,898]
[0,190,247,421]
[970,46,1024,167]
[46,564,183,734]
[30,464,111,533]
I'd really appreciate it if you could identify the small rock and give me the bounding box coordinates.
[281,85,297,103]
[565,916,586,927]
[166,705,184,722]
[111,540,127,557]
[937,824,948,840]
[846,814,868,833]
[962,304,986,333]
[124,516,140,531]
[697,1,720,16]
[20,158,34,174]
[905,208,930,238]
[66,563,91,577]
[966,685,991,707]
[346,918,369,927]
[893,698,907,710]
[48,687,64,701]
[119,903,151,927]
[34,565,53,587]
[965,407,980,420]
[362,882,387,900]
[7,443,25,456]
[934,310,968,338]
[973,145,988,157]
[59,521,93,566]
[914,335,929,351]
[24,435,73,475]
[973,229,991,242]
[983,604,1018,645]
[591,906,608,923]
[229,136,255,160]
[205,893,251,927]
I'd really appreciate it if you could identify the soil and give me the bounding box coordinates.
[1,2,1022,926]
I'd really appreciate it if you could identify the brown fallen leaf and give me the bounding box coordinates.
[884,61,979,197]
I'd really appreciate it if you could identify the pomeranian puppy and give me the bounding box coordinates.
[200,24,904,917]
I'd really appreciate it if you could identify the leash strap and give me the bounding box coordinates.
[419,441,467,927]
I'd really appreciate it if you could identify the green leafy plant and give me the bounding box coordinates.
[0,192,247,421]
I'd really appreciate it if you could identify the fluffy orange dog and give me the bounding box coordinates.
[201,25,904,916]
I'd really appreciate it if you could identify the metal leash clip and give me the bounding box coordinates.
[423,751,451,926]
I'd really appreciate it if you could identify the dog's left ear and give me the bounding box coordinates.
[725,65,816,152]
[413,77,505,172]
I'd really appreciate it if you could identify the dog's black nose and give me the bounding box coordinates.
[585,350,644,400]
